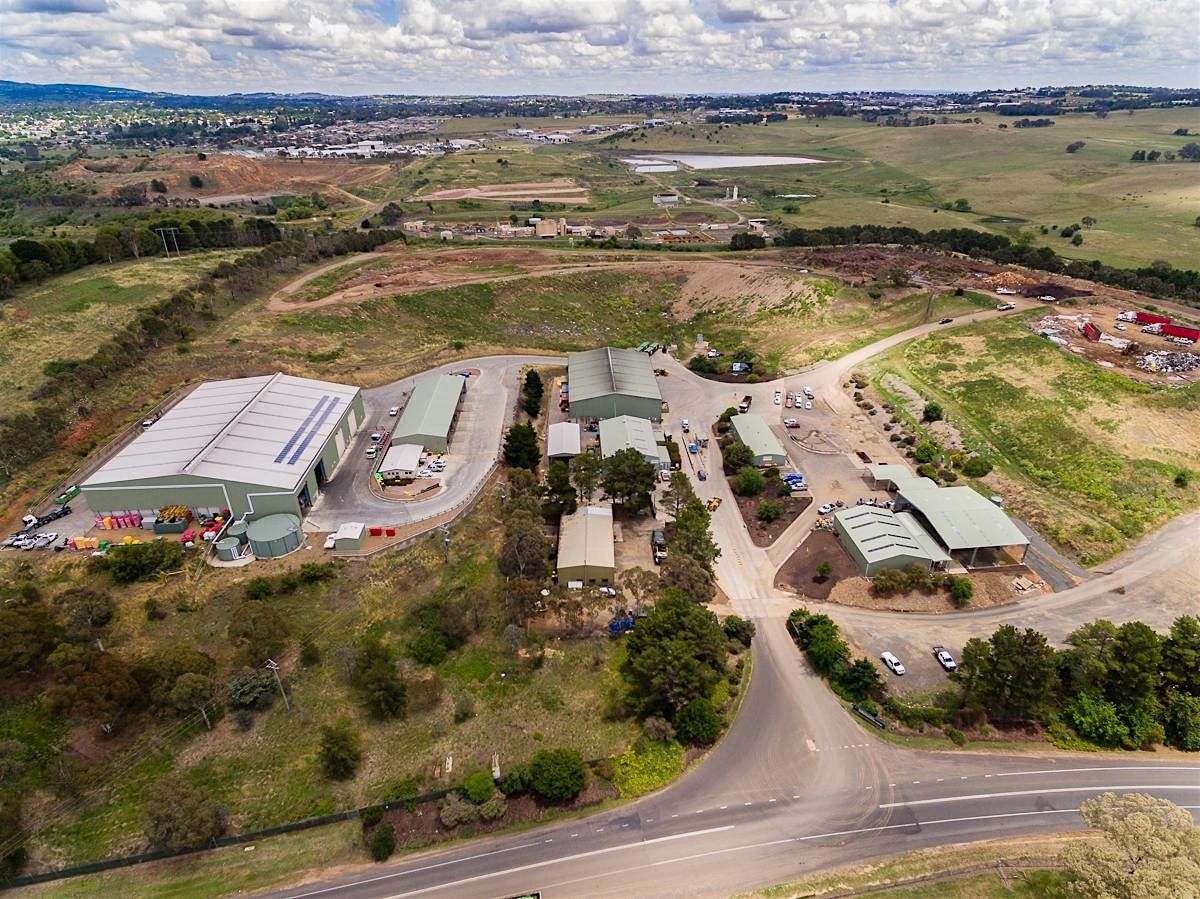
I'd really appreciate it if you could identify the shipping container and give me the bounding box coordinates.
[1135,311,1172,325]
[1161,323,1200,341]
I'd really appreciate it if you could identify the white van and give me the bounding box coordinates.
[880,651,906,676]
[365,445,377,460]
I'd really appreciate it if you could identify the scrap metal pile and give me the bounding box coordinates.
[1136,350,1200,373]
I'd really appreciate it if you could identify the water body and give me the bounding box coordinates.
[621,153,824,171]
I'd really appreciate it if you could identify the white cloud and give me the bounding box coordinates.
[0,0,1194,93]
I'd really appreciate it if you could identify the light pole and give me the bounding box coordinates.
[440,525,450,564]
[265,659,290,710]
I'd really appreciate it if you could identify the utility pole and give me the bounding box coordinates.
[265,659,290,710]
[440,525,450,565]
[154,226,182,257]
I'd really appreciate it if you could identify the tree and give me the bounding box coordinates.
[528,748,586,802]
[1062,793,1200,898]
[660,553,715,604]
[0,603,61,676]
[353,639,406,719]
[815,561,833,580]
[952,198,971,212]
[1164,693,1200,751]
[1062,619,1119,696]
[370,822,396,861]
[319,721,362,780]
[841,658,885,701]
[721,441,754,473]
[225,667,276,710]
[188,174,204,188]
[1162,615,1200,695]
[948,576,973,608]
[661,470,696,519]
[141,775,225,850]
[602,448,656,512]
[46,651,142,728]
[498,511,550,580]
[169,673,214,729]
[732,466,764,497]
[669,496,721,573]
[1066,141,1086,153]
[723,615,755,647]
[570,452,602,501]
[1107,622,1161,709]
[756,501,783,524]
[962,455,992,477]
[545,460,576,514]
[913,441,938,464]
[502,422,540,470]
[1072,232,1083,246]
[1176,142,1200,160]
[107,540,184,583]
[1067,693,1129,748]
[922,402,943,423]
[149,178,167,193]
[521,369,544,418]
[227,601,288,666]
[674,697,721,745]
[621,589,727,718]
[1082,216,1097,228]
[0,793,25,879]
[956,625,1057,724]
[729,232,766,250]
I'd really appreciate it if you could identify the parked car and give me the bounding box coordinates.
[817,502,835,515]
[774,391,782,405]
[938,317,954,324]
[783,418,799,428]
[697,469,707,481]
[996,302,1017,311]
[934,647,958,671]
[33,532,57,549]
[681,419,690,433]
[802,386,813,398]
[804,400,813,410]
[881,651,906,676]
[388,406,400,416]
[365,446,377,459]
[785,394,794,408]
[370,432,385,442]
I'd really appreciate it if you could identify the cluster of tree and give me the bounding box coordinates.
[729,233,767,251]
[272,192,330,221]
[869,564,974,608]
[786,608,884,703]
[1010,117,1056,128]
[105,540,185,583]
[521,369,544,418]
[0,228,396,485]
[1131,144,1200,162]
[773,224,1200,306]
[873,115,982,127]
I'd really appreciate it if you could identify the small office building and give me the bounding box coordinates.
[378,443,423,478]
[391,374,465,453]
[598,415,669,470]
[567,347,662,421]
[833,506,950,577]
[729,414,786,467]
[556,504,615,586]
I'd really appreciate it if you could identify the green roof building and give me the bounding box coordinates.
[598,415,669,470]
[557,504,615,586]
[391,374,465,453]
[833,506,950,577]
[729,413,786,467]
[893,478,1030,566]
[567,347,662,421]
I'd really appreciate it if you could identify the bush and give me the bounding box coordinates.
[721,441,754,472]
[944,726,968,746]
[722,615,755,647]
[497,764,531,796]
[528,748,586,802]
[299,562,335,582]
[916,463,939,480]
[643,716,676,743]
[107,540,184,583]
[612,740,685,797]
[439,792,479,827]
[775,479,792,497]
[370,822,396,861]
[318,721,362,780]
[479,792,508,821]
[756,501,783,524]
[913,441,938,464]
[674,698,721,745]
[1175,470,1191,488]
[732,466,765,496]
[962,455,992,477]
[300,636,321,667]
[225,668,275,710]
[408,630,449,666]
[1067,693,1129,748]
[361,806,384,828]
[453,694,475,723]
[244,577,273,601]
[461,769,496,804]
[948,576,974,608]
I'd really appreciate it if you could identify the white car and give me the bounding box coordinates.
[881,652,906,676]
[774,391,782,405]
[783,418,799,428]
[388,406,400,416]
[817,503,835,515]
[996,302,1017,311]
[681,419,690,433]
[370,432,384,442]
[323,534,337,550]
[935,649,958,671]
[365,446,377,459]
[804,400,813,410]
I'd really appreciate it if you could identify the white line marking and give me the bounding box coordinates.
[744,802,752,806]
[671,814,678,818]
[996,766,1200,777]
[768,798,777,803]
[880,785,1200,808]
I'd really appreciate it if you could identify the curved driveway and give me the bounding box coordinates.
[265,304,1200,898]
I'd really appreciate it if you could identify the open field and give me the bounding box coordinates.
[415,179,589,203]
[0,250,245,415]
[6,492,638,870]
[869,314,1200,562]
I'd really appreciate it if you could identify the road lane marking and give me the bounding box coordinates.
[995,766,1200,777]
[364,825,736,898]
[880,785,1200,808]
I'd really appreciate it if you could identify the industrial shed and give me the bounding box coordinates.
[82,373,363,521]
[547,422,582,460]
[893,477,1030,566]
[729,414,786,467]
[378,443,423,478]
[556,504,615,586]
[599,415,669,470]
[391,374,465,453]
[567,347,662,421]
[864,463,915,490]
[832,506,950,577]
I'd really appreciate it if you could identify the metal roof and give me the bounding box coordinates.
[548,422,582,458]
[393,374,464,441]
[865,463,914,483]
[599,415,660,461]
[730,414,786,460]
[834,506,950,564]
[567,347,661,403]
[557,504,615,572]
[379,443,422,472]
[84,373,360,491]
[246,512,302,541]
[896,479,1030,550]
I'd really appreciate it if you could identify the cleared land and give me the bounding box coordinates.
[414,179,589,203]
[870,314,1200,563]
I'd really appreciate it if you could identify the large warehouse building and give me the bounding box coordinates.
[893,477,1030,566]
[833,506,950,576]
[391,374,466,453]
[567,347,662,421]
[556,504,615,587]
[729,414,786,467]
[82,373,364,520]
[599,415,669,470]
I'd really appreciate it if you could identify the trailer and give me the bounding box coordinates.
[1135,311,1172,326]
[1162,323,1200,342]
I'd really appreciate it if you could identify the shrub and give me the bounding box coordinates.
[962,455,992,477]
[1175,470,1191,488]
[145,597,167,621]
[612,740,685,797]
[497,764,531,796]
[916,463,939,480]
[528,748,586,802]
[299,562,335,582]
[913,441,938,464]
[439,792,479,827]
[300,636,321,667]
[408,630,449,665]
[107,540,184,583]
[939,467,958,482]
[643,716,676,743]
[948,576,974,608]
[453,694,475,723]
[944,727,968,746]
[461,769,496,805]
[722,615,755,647]
[318,721,362,780]
[244,577,273,601]
[478,792,507,821]
[815,560,833,580]
[732,466,765,497]
[225,668,275,710]
[370,822,396,861]
[674,698,721,745]
[1067,694,1129,748]
[360,806,384,828]
[775,479,792,497]
[756,501,783,524]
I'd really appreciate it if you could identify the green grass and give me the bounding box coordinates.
[870,315,1200,561]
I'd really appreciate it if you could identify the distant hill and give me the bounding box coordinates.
[0,79,158,104]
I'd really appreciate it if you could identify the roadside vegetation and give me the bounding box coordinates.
[787,608,1200,753]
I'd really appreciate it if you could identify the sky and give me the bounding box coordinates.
[0,0,1196,96]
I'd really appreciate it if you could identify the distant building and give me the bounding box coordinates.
[567,348,663,421]
[728,414,786,467]
[652,194,679,207]
[599,415,669,470]
[557,504,615,586]
[390,374,465,453]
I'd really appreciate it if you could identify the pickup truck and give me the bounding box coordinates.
[738,395,752,413]
[650,529,667,565]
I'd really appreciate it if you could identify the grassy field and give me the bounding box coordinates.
[870,314,1200,562]
[10,491,638,870]
[0,251,245,416]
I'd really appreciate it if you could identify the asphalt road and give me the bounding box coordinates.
[259,303,1200,898]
